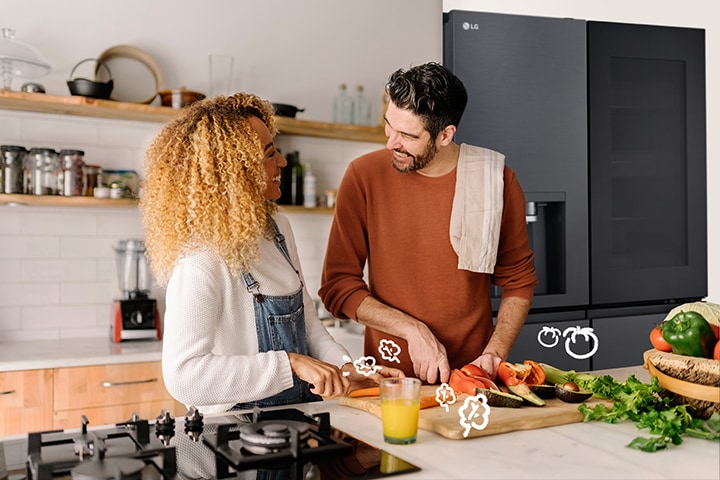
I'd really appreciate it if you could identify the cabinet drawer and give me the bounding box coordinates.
[0,369,54,435]
[54,362,174,411]
[53,399,187,430]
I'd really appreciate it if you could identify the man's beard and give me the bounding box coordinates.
[391,139,438,173]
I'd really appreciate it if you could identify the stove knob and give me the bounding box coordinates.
[184,406,204,442]
[155,409,176,446]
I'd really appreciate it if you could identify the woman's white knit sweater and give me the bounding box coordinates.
[161,213,349,414]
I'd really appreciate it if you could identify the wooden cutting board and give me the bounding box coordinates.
[339,385,612,440]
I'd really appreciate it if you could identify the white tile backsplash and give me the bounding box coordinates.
[0,109,378,342]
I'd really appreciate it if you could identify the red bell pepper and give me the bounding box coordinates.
[497,360,546,387]
[449,368,499,395]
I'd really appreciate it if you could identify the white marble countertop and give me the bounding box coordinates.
[0,338,163,371]
[2,358,718,479]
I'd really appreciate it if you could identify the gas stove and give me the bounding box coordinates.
[24,406,420,480]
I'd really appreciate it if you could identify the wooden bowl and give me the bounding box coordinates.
[159,88,206,109]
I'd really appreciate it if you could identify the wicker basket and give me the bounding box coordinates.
[643,349,720,419]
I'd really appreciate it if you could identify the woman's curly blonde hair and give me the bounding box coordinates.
[140,92,278,285]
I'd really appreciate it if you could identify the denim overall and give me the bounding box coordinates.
[233,218,322,410]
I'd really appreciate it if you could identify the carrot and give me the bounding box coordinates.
[420,395,441,409]
[348,387,380,398]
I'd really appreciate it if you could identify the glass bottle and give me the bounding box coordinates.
[353,85,372,126]
[333,83,354,124]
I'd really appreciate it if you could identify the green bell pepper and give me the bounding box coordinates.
[660,311,717,358]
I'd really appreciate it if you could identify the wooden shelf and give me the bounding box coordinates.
[0,194,137,208]
[0,89,387,143]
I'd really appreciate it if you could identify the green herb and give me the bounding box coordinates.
[541,363,720,452]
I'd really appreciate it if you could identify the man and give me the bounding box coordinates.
[319,63,537,384]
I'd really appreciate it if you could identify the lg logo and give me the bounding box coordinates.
[462,22,479,31]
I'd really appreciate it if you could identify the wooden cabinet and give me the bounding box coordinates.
[53,361,186,430]
[0,361,186,435]
[0,369,54,436]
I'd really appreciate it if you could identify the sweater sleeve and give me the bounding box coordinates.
[161,254,294,412]
[319,161,372,321]
[491,167,538,301]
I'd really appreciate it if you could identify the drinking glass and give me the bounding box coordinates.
[380,377,421,444]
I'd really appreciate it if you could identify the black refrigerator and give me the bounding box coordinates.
[443,11,707,371]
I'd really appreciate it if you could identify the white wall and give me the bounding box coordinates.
[442,0,719,301]
[0,0,443,342]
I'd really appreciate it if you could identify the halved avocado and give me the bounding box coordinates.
[529,384,556,399]
[507,383,546,406]
[475,387,524,408]
[555,384,593,403]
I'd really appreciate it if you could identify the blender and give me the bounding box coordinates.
[111,239,162,342]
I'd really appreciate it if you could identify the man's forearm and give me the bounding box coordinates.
[354,295,419,339]
[483,296,531,360]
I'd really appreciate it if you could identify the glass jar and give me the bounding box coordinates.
[1,145,27,194]
[101,169,139,198]
[83,164,101,197]
[26,148,60,195]
[59,149,85,196]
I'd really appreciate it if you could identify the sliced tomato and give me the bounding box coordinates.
[650,326,673,352]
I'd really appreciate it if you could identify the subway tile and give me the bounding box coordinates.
[60,280,116,305]
[0,307,21,330]
[21,259,97,282]
[59,326,109,339]
[0,259,22,283]
[0,328,60,342]
[21,116,98,145]
[0,210,22,234]
[21,211,98,235]
[0,283,60,306]
[21,305,97,329]
[0,236,60,259]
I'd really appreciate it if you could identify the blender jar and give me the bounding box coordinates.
[113,239,152,299]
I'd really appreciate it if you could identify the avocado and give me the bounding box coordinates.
[475,387,524,408]
[507,383,546,406]
[555,384,593,403]
[529,384,556,399]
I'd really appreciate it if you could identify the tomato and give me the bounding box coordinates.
[460,363,491,379]
[714,340,720,361]
[650,326,673,352]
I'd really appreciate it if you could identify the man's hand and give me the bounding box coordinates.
[405,321,451,384]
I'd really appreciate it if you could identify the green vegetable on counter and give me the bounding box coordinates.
[659,311,717,358]
[540,363,720,452]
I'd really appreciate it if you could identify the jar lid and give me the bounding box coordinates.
[28,147,58,155]
[1,145,27,152]
[59,149,85,156]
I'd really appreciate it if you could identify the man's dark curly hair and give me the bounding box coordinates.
[385,62,468,139]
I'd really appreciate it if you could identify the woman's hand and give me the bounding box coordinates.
[341,362,405,391]
[287,353,350,398]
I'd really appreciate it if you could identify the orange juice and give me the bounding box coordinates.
[381,398,420,443]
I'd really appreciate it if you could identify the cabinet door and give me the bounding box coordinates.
[0,369,53,435]
[588,21,707,305]
[53,362,184,426]
[591,313,664,370]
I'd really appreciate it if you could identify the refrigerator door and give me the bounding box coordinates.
[588,21,707,306]
[443,10,588,311]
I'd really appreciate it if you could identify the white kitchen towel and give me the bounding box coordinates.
[450,143,505,273]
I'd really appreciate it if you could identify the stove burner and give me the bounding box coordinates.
[238,420,310,454]
[70,458,145,480]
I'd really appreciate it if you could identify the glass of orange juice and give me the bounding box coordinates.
[380,377,421,444]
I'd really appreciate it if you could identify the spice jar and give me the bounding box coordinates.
[59,149,85,196]
[1,145,27,194]
[26,148,60,195]
[83,164,101,197]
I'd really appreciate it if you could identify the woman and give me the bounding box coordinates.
[141,93,399,414]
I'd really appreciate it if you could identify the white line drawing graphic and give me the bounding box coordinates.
[458,392,490,438]
[378,339,401,363]
[562,326,599,360]
[537,326,562,348]
[434,383,457,412]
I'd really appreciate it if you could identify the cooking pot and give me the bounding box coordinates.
[67,58,113,99]
[272,103,305,118]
